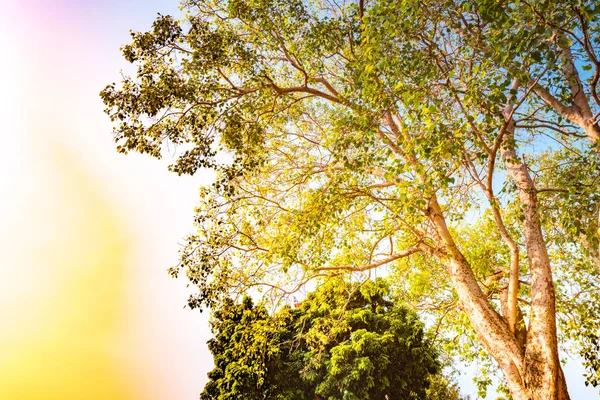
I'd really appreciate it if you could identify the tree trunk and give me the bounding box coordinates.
[499,91,570,399]
[426,196,530,400]
[428,189,572,399]
[421,89,575,398]
[385,91,574,399]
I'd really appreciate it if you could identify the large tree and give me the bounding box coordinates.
[101,1,600,399]
[202,279,444,400]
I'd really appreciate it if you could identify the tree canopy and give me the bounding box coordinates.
[102,1,600,399]
[201,279,447,400]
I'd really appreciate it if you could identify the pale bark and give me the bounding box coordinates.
[533,43,600,146]
[501,143,563,399]
[426,196,531,400]
[486,192,520,334]
[499,289,528,350]
[500,80,569,400]
[383,114,534,399]
[560,45,600,143]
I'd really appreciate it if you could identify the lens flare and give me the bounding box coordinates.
[0,141,138,400]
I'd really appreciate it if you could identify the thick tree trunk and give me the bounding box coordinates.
[429,190,571,400]
[426,196,531,400]
[385,110,570,399]
[499,90,570,399]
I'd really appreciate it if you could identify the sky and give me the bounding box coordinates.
[0,1,211,399]
[0,1,597,399]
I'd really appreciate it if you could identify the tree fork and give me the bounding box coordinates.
[425,196,531,398]
[500,79,568,400]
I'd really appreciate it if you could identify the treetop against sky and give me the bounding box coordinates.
[102,1,600,399]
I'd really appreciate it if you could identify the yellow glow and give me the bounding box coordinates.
[0,141,137,399]
[0,3,213,399]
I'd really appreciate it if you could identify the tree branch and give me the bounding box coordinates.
[316,243,424,272]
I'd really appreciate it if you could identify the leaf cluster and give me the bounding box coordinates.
[202,279,446,400]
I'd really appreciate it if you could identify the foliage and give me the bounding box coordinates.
[201,296,304,399]
[201,279,445,400]
[426,374,469,400]
[102,0,600,396]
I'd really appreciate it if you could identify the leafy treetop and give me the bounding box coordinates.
[202,278,450,400]
[102,0,600,396]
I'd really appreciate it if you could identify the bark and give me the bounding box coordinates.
[384,115,534,399]
[426,196,531,400]
[499,289,527,351]
[487,194,520,333]
[533,43,600,147]
[500,82,570,399]
[560,44,600,145]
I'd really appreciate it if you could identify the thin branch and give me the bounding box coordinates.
[316,243,423,272]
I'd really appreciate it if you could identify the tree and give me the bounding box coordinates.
[101,1,600,399]
[200,296,305,400]
[426,375,469,400]
[201,279,442,400]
